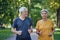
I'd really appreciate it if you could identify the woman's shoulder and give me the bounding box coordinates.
[48,19,54,23]
[37,20,42,23]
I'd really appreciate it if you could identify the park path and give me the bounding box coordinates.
[6,33,38,40]
[5,32,38,40]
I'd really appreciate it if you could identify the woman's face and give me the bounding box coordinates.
[41,11,48,19]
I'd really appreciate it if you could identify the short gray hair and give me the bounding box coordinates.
[19,7,28,14]
[40,9,48,14]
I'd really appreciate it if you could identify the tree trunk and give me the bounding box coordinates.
[57,7,60,28]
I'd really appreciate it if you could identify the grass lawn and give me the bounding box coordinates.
[0,28,12,40]
[54,28,60,40]
[0,28,60,40]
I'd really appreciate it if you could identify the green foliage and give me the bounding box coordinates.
[0,29,12,40]
[0,0,60,27]
[54,28,60,40]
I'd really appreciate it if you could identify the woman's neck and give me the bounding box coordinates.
[42,18,48,21]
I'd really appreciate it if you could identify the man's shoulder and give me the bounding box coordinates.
[13,17,19,21]
[26,17,32,20]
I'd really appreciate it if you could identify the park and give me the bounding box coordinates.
[0,0,60,40]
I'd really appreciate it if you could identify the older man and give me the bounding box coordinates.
[11,7,33,40]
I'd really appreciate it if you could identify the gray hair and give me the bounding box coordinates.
[40,9,48,14]
[19,7,28,14]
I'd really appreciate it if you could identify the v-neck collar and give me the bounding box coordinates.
[18,17,26,22]
[41,19,48,23]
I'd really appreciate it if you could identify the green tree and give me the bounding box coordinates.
[0,0,60,28]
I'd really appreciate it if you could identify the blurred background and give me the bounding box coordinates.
[0,0,60,40]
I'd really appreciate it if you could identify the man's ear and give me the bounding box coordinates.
[41,14,42,16]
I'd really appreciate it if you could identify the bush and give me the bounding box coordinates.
[0,29,12,40]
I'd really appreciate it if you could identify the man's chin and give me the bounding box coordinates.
[42,17,47,19]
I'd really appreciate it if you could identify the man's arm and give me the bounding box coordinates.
[11,27,22,35]
[11,28,17,34]
[11,19,22,35]
[28,26,33,34]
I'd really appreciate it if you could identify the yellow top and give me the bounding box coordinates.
[36,19,54,40]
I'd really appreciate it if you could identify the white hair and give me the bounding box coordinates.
[19,7,28,14]
[40,9,48,14]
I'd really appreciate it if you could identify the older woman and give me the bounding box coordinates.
[11,7,32,40]
[36,9,55,40]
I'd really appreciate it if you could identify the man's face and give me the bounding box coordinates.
[21,10,28,17]
[41,11,48,19]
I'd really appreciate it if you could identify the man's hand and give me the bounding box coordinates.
[28,29,32,34]
[11,28,22,35]
[16,31,22,35]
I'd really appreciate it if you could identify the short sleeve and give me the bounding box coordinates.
[12,19,17,28]
[36,21,39,30]
[30,18,33,26]
[27,18,33,29]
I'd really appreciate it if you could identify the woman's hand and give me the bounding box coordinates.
[48,30,54,37]
[48,33,53,37]
[39,31,42,35]
[36,31,42,35]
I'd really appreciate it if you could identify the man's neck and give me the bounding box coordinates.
[19,16,25,20]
